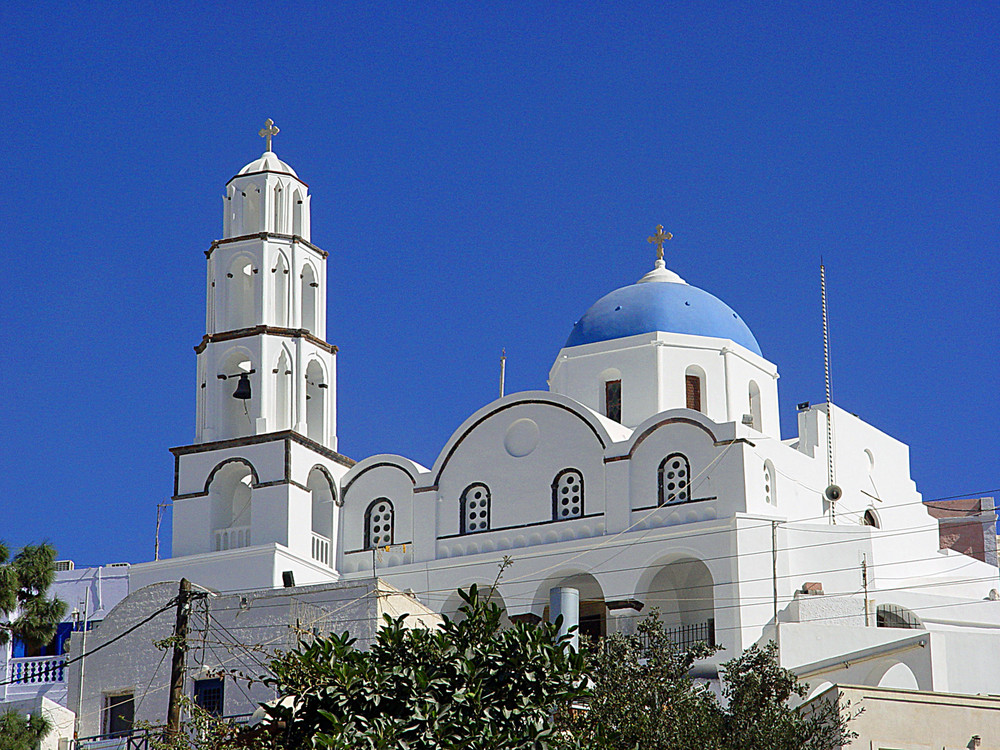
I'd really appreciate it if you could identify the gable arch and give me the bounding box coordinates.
[430,391,617,487]
[203,457,260,495]
[308,463,340,506]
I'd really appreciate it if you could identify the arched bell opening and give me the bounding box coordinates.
[273,253,289,327]
[301,263,318,333]
[307,466,336,566]
[243,185,261,234]
[273,350,291,432]
[225,255,256,331]
[305,360,326,444]
[207,460,256,551]
[292,189,304,237]
[219,351,254,439]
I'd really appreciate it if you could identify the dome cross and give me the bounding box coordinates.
[647,225,673,261]
[258,118,280,152]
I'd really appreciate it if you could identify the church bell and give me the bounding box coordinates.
[233,373,252,400]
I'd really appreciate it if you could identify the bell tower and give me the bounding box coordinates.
[151,121,353,593]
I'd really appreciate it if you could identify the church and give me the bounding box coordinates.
[115,122,1000,700]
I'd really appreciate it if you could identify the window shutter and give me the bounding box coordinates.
[605,380,622,423]
[686,375,702,411]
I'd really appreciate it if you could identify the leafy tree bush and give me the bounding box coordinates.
[249,584,588,749]
[0,542,66,649]
[0,709,52,750]
[554,614,856,750]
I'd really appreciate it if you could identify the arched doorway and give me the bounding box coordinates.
[641,557,716,648]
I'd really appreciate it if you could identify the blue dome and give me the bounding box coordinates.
[566,281,762,355]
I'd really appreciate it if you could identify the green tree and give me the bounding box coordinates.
[247,584,588,750]
[556,615,855,750]
[0,542,66,649]
[0,709,52,750]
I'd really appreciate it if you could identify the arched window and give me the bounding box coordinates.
[748,381,761,431]
[863,509,880,528]
[365,498,394,549]
[552,469,584,520]
[604,379,622,423]
[460,483,491,534]
[684,366,705,413]
[764,460,776,505]
[301,264,317,333]
[658,453,691,505]
[877,604,922,629]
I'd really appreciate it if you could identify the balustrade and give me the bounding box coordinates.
[214,525,251,551]
[311,532,330,566]
[8,655,66,685]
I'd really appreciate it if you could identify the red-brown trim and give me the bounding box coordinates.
[343,462,418,496]
[170,430,355,468]
[624,416,718,459]
[204,232,328,259]
[193,325,338,354]
[432,400,608,485]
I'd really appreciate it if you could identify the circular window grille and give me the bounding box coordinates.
[462,484,491,534]
[554,470,583,519]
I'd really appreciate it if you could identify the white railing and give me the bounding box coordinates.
[8,655,66,685]
[214,525,251,551]
[311,533,330,566]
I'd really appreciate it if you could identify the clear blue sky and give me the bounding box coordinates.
[2,2,998,567]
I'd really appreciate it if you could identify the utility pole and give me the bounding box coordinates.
[862,554,870,626]
[154,503,169,561]
[771,520,780,649]
[166,578,192,737]
[73,592,89,740]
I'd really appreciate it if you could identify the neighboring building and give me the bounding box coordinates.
[1,562,129,709]
[926,497,998,565]
[65,578,439,739]
[814,683,1000,749]
[109,123,999,709]
[0,696,75,750]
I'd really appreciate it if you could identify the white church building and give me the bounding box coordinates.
[123,126,1000,699]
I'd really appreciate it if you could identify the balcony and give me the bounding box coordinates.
[311,532,331,566]
[8,655,66,686]
[214,525,251,551]
[663,619,716,650]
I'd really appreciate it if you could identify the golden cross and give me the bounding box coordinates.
[259,118,280,151]
[647,225,673,261]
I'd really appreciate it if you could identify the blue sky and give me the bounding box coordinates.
[2,2,998,566]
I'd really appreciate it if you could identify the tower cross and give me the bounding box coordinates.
[259,119,280,151]
[647,225,673,261]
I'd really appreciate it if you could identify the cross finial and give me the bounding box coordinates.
[259,118,280,152]
[647,225,673,261]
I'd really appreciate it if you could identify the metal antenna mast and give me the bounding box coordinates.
[821,261,839,523]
